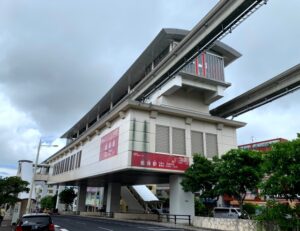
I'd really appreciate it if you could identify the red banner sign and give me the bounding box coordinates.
[100,128,119,160]
[131,151,189,171]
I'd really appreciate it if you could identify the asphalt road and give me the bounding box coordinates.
[52,215,189,231]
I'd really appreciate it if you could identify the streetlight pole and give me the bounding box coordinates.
[25,139,58,214]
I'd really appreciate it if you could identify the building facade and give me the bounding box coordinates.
[41,28,245,216]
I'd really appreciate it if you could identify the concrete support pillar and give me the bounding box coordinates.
[106,183,121,212]
[103,185,108,208]
[169,175,194,219]
[77,184,87,212]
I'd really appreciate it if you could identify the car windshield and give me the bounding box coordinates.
[232,208,241,213]
[22,216,50,225]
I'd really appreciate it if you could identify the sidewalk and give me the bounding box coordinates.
[0,214,14,231]
[0,219,13,231]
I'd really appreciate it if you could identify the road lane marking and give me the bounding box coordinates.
[60,229,69,231]
[98,226,113,231]
[139,227,184,231]
[147,228,183,231]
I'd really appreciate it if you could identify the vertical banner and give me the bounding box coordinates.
[99,128,119,160]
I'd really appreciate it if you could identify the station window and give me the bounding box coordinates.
[172,127,186,155]
[60,160,64,174]
[52,150,82,176]
[206,133,218,158]
[75,151,82,168]
[155,125,170,153]
[70,155,75,170]
[191,131,204,156]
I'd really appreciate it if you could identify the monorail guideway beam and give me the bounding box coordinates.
[131,0,268,102]
[210,63,300,118]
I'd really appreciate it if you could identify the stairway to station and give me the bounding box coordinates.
[121,185,160,213]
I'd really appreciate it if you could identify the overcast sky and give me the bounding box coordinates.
[0,0,299,177]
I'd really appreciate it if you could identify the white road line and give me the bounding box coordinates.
[157,229,184,231]
[60,229,69,231]
[55,225,60,227]
[98,226,114,231]
[144,228,184,231]
[137,226,168,229]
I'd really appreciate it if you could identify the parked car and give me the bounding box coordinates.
[213,207,249,219]
[15,213,55,231]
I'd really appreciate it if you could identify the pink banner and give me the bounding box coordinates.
[100,128,119,160]
[131,151,189,171]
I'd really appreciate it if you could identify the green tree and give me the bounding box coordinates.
[242,203,257,218]
[40,195,56,210]
[214,149,264,209]
[0,176,29,206]
[181,154,217,197]
[194,197,212,216]
[261,137,300,200]
[256,200,300,230]
[59,188,76,211]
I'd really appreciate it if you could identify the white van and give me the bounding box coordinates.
[213,207,242,219]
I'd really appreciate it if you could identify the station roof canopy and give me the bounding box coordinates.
[62,28,241,139]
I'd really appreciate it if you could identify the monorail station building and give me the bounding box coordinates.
[43,28,245,216]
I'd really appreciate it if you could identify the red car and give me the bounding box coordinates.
[15,213,55,231]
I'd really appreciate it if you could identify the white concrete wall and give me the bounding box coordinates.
[48,111,131,184]
[47,108,238,184]
[114,212,158,221]
[160,90,209,114]
[131,109,237,158]
[147,87,209,114]
[193,216,259,231]
[217,125,237,157]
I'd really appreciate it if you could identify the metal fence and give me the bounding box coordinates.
[181,52,225,82]
[158,214,191,225]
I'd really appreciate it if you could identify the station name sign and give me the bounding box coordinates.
[131,151,189,171]
[100,128,119,160]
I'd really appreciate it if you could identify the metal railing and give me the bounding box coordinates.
[158,214,191,226]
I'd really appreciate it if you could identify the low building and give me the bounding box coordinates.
[238,138,288,152]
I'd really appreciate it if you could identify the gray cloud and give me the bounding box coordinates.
[0,0,217,135]
[1,0,299,175]
[0,0,217,173]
